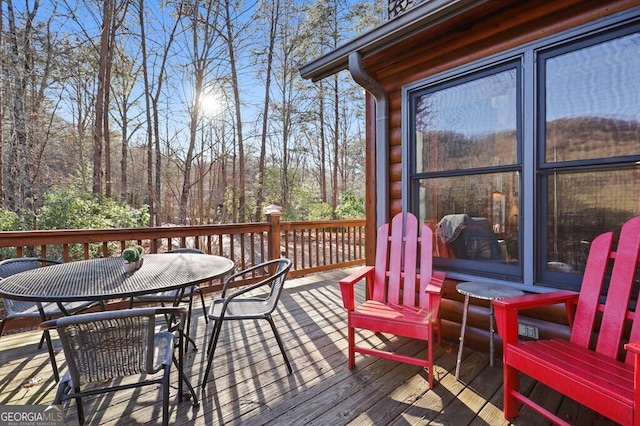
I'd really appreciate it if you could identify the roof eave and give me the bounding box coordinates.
[299,0,489,82]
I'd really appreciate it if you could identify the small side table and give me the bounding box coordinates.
[455,281,524,380]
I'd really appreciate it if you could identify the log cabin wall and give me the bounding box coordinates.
[361,0,640,352]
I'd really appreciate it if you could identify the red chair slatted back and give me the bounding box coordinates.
[372,212,434,308]
[570,215,640,363]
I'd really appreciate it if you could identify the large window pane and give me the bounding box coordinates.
[408,17,640,287]
[414,68,518,173]
[545,33,640,163]
[545,168,640,275]
[417,172,520,264]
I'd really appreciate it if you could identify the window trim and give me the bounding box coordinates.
[401,8,640,289]
[406,60,523,282]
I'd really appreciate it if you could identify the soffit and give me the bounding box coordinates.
[299,0,491,82]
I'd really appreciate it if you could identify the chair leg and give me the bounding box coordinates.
[198,288,208,324]
[74,390,85,425]
[503,364,520,418]
[266,316,292,374]
[37,330,47,350]
[162,366,170,426]
[0,319,6,338]
[202,319,224,389]
[427,337,434,389]
[43,329,60,382]
[185,292,195,352]
[347,325,356,369]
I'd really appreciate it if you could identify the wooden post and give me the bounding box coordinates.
[265,204,282,262]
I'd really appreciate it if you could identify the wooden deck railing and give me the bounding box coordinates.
[0,212,366,291]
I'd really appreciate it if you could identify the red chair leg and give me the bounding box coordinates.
[348,325,355,369]
[427,339,434,389]
[503,364,520,418]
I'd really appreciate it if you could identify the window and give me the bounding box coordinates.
[538,28,640,288]
[407,16,640,288]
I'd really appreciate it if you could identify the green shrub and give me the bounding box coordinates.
[0,209,24,260]
[35,187,149,260]
[0,209,24,231]
[335,190,365,219]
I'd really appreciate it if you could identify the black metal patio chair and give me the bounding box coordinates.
[0,257,99,382]
[129,248,209,351]
[42,306,197,425]
[201,258,293,388]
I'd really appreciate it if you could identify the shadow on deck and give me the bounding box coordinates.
[0,268,617,425]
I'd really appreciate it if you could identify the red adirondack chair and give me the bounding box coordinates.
[494,215,640,425]
[338,212,446,388]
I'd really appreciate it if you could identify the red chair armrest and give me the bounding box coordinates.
[425,270,446,295]
[339,266,374,310]
[423,270,446,321]
[625,341,640,355]
[493,290,578,311]
[493,290,578,343]
[625,342,640,391]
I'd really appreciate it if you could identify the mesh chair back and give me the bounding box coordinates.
[165,248,205,254]
[263,259,292,314]
[0,257,61,278]
[55,310,157,386]
[0,258,62,315]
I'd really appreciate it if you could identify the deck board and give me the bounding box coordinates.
[0,268,619,425]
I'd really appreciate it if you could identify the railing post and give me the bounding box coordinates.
[265,204,282,261]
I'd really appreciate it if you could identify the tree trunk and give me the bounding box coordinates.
[150,5,181,225]
[224,0,245,223]
[138,0,155,225]
[6,0,36,214]
[0,2,4,208]
[255,0,279,221]
[319,85,327,203]
[332,74,339,215]
[93,0,113,197]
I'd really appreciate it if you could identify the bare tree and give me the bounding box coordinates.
[137,0,155,223]
[0,0,4,208]
[0,0,374,225]
[5,0,36,212]
[92,0,111,196]
[93,0,128,198]
[54,40,98,194]
[150,3,183,225]
[111,45,144,204]
[177,0,221,225]
[220,0,252,223]
[253,0,280,221]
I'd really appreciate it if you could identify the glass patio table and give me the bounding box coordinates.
[0,252,235,400]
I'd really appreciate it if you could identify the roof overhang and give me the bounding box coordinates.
[299,0,490,82]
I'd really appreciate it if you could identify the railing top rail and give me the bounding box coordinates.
[0,217,366,298]
[282,219,366,229]
[0,220,366,244]
[0,222,272,248]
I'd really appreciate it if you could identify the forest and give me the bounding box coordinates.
[0,0,385,232]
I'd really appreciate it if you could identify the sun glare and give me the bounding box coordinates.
[200,93,223,118]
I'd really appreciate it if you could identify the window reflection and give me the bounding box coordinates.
[545,33,640,162]
[542,30,640,282]
[408,22,640,287]
[544,168,640,274]
[418,172,520,264]
[415,69,517,173]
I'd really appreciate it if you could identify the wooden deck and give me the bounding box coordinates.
[0,268,617,425]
